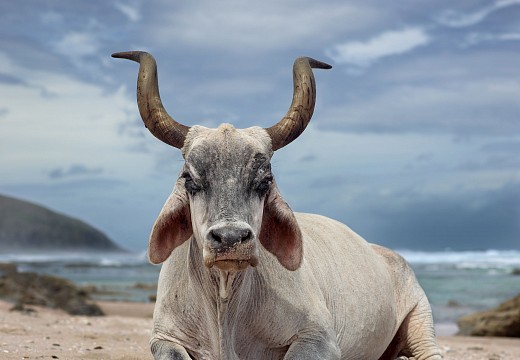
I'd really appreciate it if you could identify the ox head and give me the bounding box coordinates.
[112,51,331,272]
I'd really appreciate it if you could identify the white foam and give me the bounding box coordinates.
[396,249,520,269]
[0,251,149,267]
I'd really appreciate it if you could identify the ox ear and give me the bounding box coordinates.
[148,178,192,264]
[259,182,303,271]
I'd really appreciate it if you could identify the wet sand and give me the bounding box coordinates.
[1,300,519,359]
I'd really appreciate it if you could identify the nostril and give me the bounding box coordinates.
[209,226,253,246]
[210,229,223,243]
[240,229,252,242]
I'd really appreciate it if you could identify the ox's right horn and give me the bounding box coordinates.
[266,57,331,151]
[112,51,189,149]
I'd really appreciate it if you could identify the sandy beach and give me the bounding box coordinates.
[1,300,519,360]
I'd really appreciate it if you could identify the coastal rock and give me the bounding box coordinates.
[0,265,104,316]
[0,194,123,252]
[457,294,520,337]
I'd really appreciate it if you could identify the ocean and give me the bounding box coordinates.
[1,249,519,335]
[400,249,520,334]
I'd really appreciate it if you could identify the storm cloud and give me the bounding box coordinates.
[0,0,518,251]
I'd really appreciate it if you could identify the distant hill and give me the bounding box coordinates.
[0,194,124,252]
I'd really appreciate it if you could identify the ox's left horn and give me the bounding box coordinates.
[266,57,331,151]
[112,51,189,149]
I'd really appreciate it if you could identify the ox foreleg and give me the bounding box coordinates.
[392,296,442,360]
[151,339,192,360]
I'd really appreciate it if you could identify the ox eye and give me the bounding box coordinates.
[256,174,273,196]
[182,172,202,195]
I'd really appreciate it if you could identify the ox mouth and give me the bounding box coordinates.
[204,255,259,271]
[213,259,257,271]
[203,241,259,270]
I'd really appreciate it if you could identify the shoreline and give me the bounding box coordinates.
[435,322,459,337]
[1,300,519,360]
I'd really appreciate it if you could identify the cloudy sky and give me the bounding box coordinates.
[1,0,518,251]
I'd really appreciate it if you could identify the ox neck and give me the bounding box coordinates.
[217,269,237,299]
[187,238,253,301]
[215,274,234,360]
[187,238,255,360]
[188,238,253,302]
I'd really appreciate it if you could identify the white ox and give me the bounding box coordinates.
[113,51,442,360]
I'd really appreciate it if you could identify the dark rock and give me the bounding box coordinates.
[0,263,17,275]
[82,284,127,298]
[132,282,157,290]
[511,268,520,276]
[447,300,461,307]
[457,294,520,337]
[9,302,37,314]
[0,267,104,316]
[0,194,124,252]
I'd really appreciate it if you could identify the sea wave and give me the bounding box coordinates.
[397,249,520,269]
[1,249,519,270]
[0,251,150,267]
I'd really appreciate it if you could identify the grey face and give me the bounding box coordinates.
[181,124,274,271]
[113,52,322,270]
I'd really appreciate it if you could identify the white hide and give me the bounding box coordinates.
[113,51,442,359]
[151,213,441,360]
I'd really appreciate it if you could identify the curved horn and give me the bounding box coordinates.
[111,51,189,149]
[266,57,331,151]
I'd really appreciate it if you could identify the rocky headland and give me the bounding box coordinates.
[0,194,123,252]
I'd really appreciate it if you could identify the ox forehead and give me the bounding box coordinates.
[182,125,273,190]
